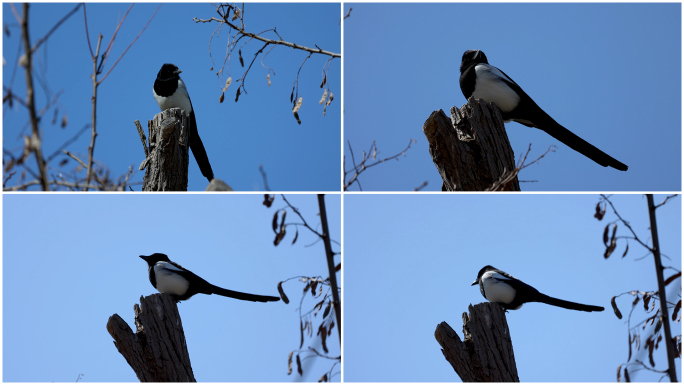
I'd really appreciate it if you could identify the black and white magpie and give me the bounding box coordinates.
[140,253,280,303]
[459,50,628,171]
[153,63,214,182]
[472,265,604,312]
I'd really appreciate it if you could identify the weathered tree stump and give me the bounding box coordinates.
[135,109,232,191]
[435,302,519,382]
[422,98,520,191]
[138,108,190,191]
[107,293,196,382]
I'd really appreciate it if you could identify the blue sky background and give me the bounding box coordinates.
[3,193,341,382]
[344,3,681,192]
[344,194,681,382]
[3,3,341,191]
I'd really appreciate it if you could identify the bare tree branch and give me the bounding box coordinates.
[194,15,340,58]
[599,194,653,251]
[194,3,338,122]
[339,8,352,25]
[29,3,81,56]
[259,164,271,191]
[84,33,102,191]
[344,139,418,191]
[45,123,91,162]
[267,195,341,382]
[486,144,556,191]
[82,4,160,190]
[20,3,49,190]
[98,4,161,84]
[654,194,679,210]
[597,195,681,382]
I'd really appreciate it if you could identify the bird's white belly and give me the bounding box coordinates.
[473,65,520,113]
[154,264,189,295]
[153,80,193,115]
[482,272,516,304]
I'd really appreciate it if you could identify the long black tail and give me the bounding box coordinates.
[539,119,628,171]
[537,293,604,312]
[209,284,280,302]
[188,112,214,182]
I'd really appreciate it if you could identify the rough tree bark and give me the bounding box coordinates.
[422,98,520,191]
[106,293,196,382]
[139,108,190,191]
[435,302,519,382]
[136,109,232,191]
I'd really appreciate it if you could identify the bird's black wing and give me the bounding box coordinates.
[490,66,522,89]
[166,261,213,285]
[187,99,214,182]
[491,274,541,298]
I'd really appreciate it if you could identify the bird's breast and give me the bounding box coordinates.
[153,79,193,116]
[482,273,517,305]
[154,264,190,296]
[473,64,520,113]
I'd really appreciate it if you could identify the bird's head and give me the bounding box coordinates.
[156,63,182,80]
[140,253,171,265]
[460,50,488,73]
[472,265,497,285]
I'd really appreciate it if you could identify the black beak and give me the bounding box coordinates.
[471,280,478,286]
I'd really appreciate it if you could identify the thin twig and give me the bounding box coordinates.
[3,86,29,108]
[4,179,98,191]
[134,120,148,157]
[281,194,324,238]
[3,171,16,188]
[290,52,313,105]
[84,34,102,191]
[83,4,93,57]
[10,4,22,23]
[654,194,679,210]
[98,4,161,84]
[344,139,417,191]
[259,164,270,191]
[339,7,352,25]
[45,123,91,162]
[18,89,64,137]
[64,150,104,187]
[414,181,428,191]
[307,347,341,360]
[97,4,134,74]
[487,144,556,191]
[119,166,134,191]
[600,195,652,250]
[237,41,269,94]
[29,4,81,56]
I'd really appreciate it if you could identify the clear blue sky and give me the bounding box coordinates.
[344,194,681,382]
[3,193,341,382]
[344,3,681,191]
[3,3,341,191]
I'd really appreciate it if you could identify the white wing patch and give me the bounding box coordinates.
[473,64,520,113]
[154,262,189,295]
[481,271,516,305]
[153,79,193,116]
